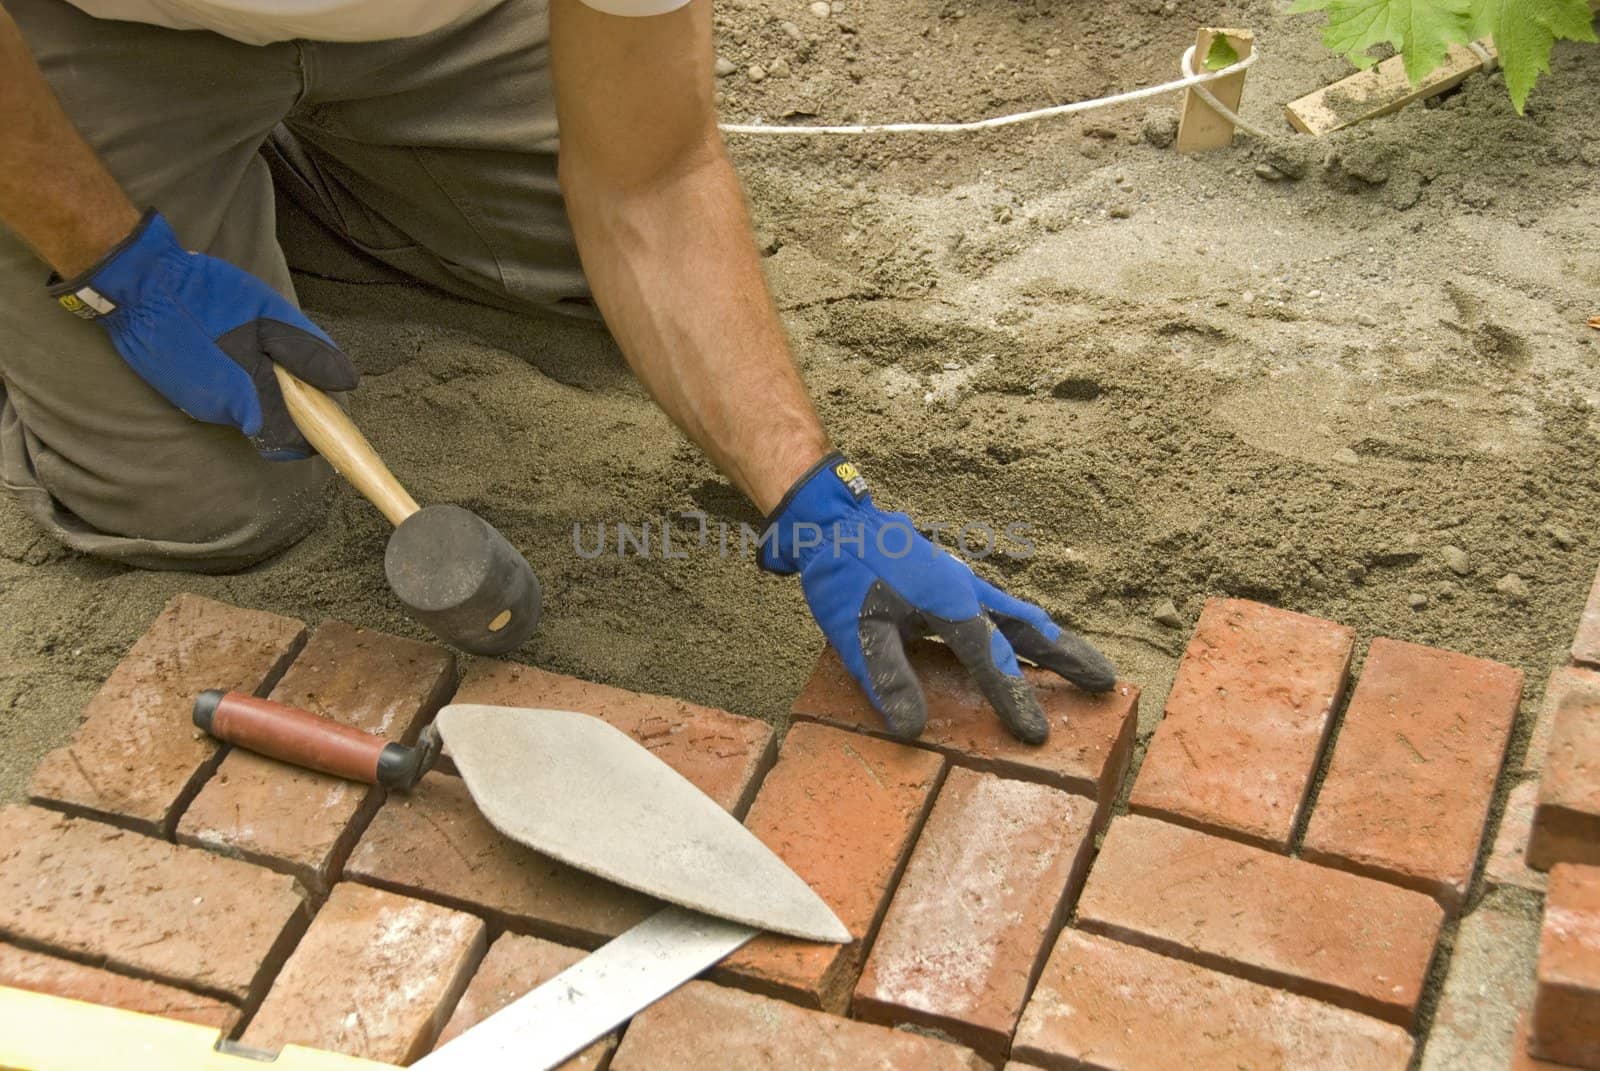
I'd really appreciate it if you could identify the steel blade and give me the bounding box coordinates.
[413,907,755,1071]
[435,703,850,943]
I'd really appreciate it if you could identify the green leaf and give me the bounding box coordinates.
[1204,34,1241,70]
[1312,0,1475,81]
[1469,0,1599,111]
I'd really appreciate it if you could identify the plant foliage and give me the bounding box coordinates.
[1289,0,1597,111]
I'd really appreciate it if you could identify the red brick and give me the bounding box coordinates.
[242,883,484,1064]
[610,981,988,1071]
[1572,565,1600,668]
[792,641,1138,826]
[1516,1014,1586,1071]
[0,805,307,1005]
[852,768,1095,1061]
[27,595,305,835]
[1129,598,1354,850]
[433,934,614,1070]
[455,661,775,816]
[1076,814,1443,1027]
[1525,667,1600,776]
[1531,864,1600,1068]
[715,723,944,1012]
[0,943,237,1032]
[347,771,658,945]
[177,622,454,891]
[1488,781,1549,895]
[1013,929,1414,1071]
[1300,638,1523,909]
[1529,680,1600,870]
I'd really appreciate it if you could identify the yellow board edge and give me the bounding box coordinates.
[0,986,397,1071]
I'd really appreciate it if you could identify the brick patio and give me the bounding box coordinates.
[2,576,1598,1069]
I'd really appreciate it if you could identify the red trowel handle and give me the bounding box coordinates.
[192,689,440,791]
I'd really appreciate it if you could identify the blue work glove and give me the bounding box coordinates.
[762,453,1116,744]
[50,210,358,460]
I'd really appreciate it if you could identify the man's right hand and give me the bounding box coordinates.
[49,210,358,460]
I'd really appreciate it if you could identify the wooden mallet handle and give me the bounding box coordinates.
[274,366,419,527]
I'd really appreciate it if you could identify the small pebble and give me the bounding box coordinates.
[1332,447,1360,466]
[1407,592,1429,610]
[1153,600,1184,629]
[780,20,802,40]
[1495,573,1530,599]
[1255,163,1286,181]
[1109,205,1132,219]
[1046,47,1061,58]
[747,64,767,82]
[1547,523,1578,549]
[768,57,791,78]
[1441,544,1472,576]
[1356,312,1378,327]
[808,0,830,15]
[714,56,737,77]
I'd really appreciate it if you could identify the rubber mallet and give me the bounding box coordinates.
[275,367,541,655]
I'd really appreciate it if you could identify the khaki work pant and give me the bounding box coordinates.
[0,0,593,572]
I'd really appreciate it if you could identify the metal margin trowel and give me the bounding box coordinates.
[194,691,848,1068]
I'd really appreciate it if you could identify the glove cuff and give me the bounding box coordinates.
[758,451,871,574]
[48,209,173,320]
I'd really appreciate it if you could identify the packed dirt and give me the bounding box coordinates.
[3,0,1598,870]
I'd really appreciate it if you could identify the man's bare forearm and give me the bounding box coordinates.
[0,5,140,276]
[561,139,830,514]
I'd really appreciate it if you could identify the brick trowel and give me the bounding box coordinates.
[194,690,848,1067]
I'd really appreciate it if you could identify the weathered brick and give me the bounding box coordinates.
[1488,781,1549,895]
[715,723,944,1012]
[242,883,484,1064]
[433,934,614,1070]
[1572,565,1600,668]
[1301,638,1523,909]
[0,943,237,1032]
[1529,680,1600,870]
[610,981,988,1071]
[1524,667,1600,777]
[1013,929,1414,1071]
[1531,864,1600,1068]
[1419,906,1541,1071]
[0,805,307,1005]
[1516,1014,1586,1071]
[1076,814,1443,1026]
[177,622,454,891]
[455,661,775,816]
[347,771,658,945]
[852,767,1095,1061]
[1128,598,1354,850]
[28,594,305,835]
[792,641,1138,825]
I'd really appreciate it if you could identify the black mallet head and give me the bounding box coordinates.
[383,504,542,655]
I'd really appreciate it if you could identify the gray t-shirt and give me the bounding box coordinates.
[64,0,691,45]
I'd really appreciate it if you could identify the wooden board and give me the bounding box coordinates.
[1176,27,1255,153]
[1285,39,1498,136]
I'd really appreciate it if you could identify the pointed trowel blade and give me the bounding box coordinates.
[434,703,850,944]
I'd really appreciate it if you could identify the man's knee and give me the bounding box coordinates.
[5,411,335,573]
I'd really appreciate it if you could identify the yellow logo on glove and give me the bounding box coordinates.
[833,460,869,499]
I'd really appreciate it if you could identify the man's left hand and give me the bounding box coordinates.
[761,453,1116,744]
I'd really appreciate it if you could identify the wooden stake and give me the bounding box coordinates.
[1176,27,1255,154]
[1285,39,1498,136]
